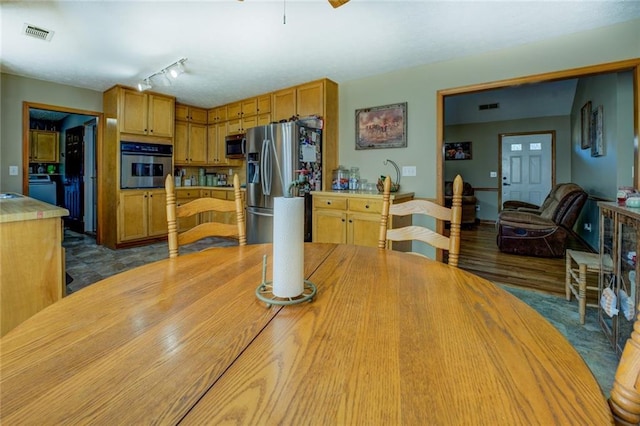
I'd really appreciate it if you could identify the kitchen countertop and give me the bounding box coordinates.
[311,190,414,199]
[0,194,69,223]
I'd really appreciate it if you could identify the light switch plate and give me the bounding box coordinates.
[490,171,497,178]
[402,166,416,177]
[9,166,18,176]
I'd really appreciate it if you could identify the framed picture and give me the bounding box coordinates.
[355,102,407,150]
[444,141,472,160]
[591,105,604,157]
[581,101,592,149]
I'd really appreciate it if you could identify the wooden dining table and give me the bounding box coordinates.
[1,243,613,424]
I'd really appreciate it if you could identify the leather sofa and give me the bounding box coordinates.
[496,183,587,257]
[445,180,477,227]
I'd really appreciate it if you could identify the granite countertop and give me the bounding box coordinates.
[0,194,69,223]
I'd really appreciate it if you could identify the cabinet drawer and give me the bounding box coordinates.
[314,197,347,211]
[176,189,199,198]
[349,198,382,214]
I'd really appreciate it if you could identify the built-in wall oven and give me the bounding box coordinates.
[120,141,173,189]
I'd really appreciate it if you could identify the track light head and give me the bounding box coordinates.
[137,79,152,92]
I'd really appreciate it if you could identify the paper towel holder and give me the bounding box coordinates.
[255,255,317,308]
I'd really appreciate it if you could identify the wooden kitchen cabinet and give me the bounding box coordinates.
[207,122,230,166]
[176,103,207,124]
[118,189,167,242]
[0,198,68,336]
[312,191,413,251]
[297,80,324,118]
[241,98,257,117]
[257,94,271,115]
[29,130,59,162]
[119,89,175,137]
[208,106,228,124]
[272,88,296,122]
[175,121,207,165]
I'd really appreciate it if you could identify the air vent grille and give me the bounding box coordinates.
[23,24,54,41]
[478,103,499,111]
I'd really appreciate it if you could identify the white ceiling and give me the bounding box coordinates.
[2,0,639,113]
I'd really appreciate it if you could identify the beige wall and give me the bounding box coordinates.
[338,18,640,198]
[0,74,102,193]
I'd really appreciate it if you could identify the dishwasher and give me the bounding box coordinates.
[29,174,57,205]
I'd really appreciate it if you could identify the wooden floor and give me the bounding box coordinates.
[457,222,598,300]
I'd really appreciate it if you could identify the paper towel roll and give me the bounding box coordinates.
[273,197,304,298]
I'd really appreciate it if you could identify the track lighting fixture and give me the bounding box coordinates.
[137,58,187,92]
[137,79,152,92]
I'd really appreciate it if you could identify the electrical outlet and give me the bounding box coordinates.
[402,166,416,177]
[9,166,18,176]
[584,223,592,232]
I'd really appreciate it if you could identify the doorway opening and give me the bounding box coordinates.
[438,59,639,220]
[23,102,104,243]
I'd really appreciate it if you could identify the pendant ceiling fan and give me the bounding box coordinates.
[328,0,350,8]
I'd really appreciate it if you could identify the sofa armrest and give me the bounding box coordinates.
[503,200,540,210]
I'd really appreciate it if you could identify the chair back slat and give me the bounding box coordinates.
[164,173,246,258]
[379,175,463,266]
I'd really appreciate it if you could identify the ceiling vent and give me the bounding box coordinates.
[478,103,499,111]
[23,24,54,42]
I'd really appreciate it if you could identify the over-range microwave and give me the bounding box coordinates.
[225,134,246,159]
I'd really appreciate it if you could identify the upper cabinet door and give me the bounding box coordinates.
[257,94,271,114]
[120,90,148,135]
[241,98,258,117]
[148,95,174,138]
[189,107,208,124]
[297,81,324,118]
[272,88,296,122]
[227,102,242,120]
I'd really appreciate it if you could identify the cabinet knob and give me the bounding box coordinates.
[348,219,352,223]
[365,205,370,209]
[342,218,346,223]
[326,201,332,205]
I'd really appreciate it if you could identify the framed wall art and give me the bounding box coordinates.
[444,141,472,160]
[355,102,407,150]
[580,101,591,149]
[591,104,604,157]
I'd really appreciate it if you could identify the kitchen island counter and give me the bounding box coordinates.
[0,194,68,336]
[0,193,68,223]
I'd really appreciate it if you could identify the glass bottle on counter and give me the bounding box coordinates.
[349,167,360,190]
[332,166,349,190]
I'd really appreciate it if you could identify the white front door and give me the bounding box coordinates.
[500,133,553,208]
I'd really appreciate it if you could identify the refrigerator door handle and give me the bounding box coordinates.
[249,210,273,217]
[261,138,272,196]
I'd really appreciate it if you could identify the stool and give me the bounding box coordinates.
[565,249,612,324]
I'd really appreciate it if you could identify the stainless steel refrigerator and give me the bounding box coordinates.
[246,121,322,244]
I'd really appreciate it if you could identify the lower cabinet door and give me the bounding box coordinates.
[313,210,346,244]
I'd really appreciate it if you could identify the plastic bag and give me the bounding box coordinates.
[619,289,635,321]
[600,287,619,318]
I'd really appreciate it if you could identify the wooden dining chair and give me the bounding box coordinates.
[378,174,463,267]
[609,305,640,424]
[165,173,246,258]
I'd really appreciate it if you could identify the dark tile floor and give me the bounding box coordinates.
[62,230,618,397]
